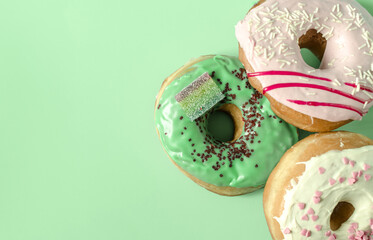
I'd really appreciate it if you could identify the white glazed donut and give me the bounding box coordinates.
[236,0,373,132]
[263,132,373,240]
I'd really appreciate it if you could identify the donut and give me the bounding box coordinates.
[263,131,373,239]
[154,55,298,196]
[235,0,373,132]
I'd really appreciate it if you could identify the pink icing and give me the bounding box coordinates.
[263,82,366,104]
[344,83,373,93]
[287,100,366,117]
[235,0,373,122]
[250,71,373,103]
[247,70,332,82]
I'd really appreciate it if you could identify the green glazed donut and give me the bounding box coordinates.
[155,55,298,196]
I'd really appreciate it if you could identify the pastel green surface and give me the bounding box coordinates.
[0,0,373,240]
[155,55,297,188]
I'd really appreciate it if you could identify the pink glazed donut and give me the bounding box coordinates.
[236,0,373,132]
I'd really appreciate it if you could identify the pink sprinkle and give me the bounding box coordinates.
[313,196,321,204]
[301,229,307,236]
[312,215,319,221]
[352,171,358,178]
[364,163,371,171]
[307,208,315,215]
[351,222,359,229]
[283,228,291,234]
[350,160,356,167]
[315,191,323,197]
[365,174,372,181]
[298,203,306,210]
[356,230,364,237]
[319,167,326,174]
[348,177,357,185]
[315,225,322,231]
[302,214,309,221]
[370,219,373,225]
[348,226,355,233]
[342,157,350,165]
[339,177,346,183]
[358,170,363,177]
[329,234,336,240]
[306,230,311,237]
[325,230,331,237]
[348,235,355,240]
[329,178,336,185]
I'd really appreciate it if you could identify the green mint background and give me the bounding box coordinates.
[1,0,372,239]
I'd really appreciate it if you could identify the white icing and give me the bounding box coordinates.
[277,145,373,239]
[235,0,373,122]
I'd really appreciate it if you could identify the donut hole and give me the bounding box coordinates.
[330,201,355,231]
[299,29,327,69]
[207,104,244,142]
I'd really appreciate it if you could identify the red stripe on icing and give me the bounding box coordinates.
[247,71,373,95]
[263,83,366,104]
[247,71,332,82]
[344,83,373,93]
[287,99,366,116]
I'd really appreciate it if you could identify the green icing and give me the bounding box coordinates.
[155,55,298,188]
